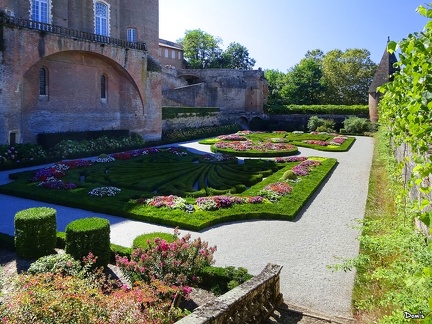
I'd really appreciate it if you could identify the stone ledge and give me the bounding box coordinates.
[175,263,283,324]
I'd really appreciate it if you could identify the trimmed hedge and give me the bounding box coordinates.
[132,232,177,250]
[37,130,130,150]
[14,207,57,259]
[162,107,220,119]
[65,217,111,268]
[265,104,369,115]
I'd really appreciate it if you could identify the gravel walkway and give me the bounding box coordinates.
[0,136,374,319]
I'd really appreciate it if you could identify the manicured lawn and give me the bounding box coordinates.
[199,130,355,155]
[0,147,337,231]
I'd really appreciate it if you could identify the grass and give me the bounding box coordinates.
[0,148,337,231]
[351,130,432,323]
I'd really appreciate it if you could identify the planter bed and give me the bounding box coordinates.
[0,148,337,231]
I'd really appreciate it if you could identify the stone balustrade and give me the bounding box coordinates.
[176,263,283,324]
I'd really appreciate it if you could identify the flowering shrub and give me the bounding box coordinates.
[215,140,296,152]
[303,140,329,146]
[111,151,134,160]
[166,147,188,155]
[328,136,348,146]
[61,159,92,169]
[1,263,187,323]
[88,186,121,197]
[0,144,48,165]
[258,182,293,201]
[94,154,115,163]
[30,165,66,182]
[116,228,217,298]
[292,160,322,176]
[202,153,236,162]
[217,134,247,141]
[27,253,82,276]
[144,195,188,210]
[275,156,308,163]
[236,130,254,135]
[37,179,77,190]
[195,195,263,211]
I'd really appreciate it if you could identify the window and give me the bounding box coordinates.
[178,52,181,60]
[164,49,168,58]
[95,2,109,36]
[101,75,107,100]
[172,50,176,59]
[127,28,137,42]
[31,0,49,23]
[39,68,47,96]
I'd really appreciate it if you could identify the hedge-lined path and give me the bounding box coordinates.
[0,136,374,320]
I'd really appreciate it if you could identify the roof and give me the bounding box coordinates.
[159,38,183,50]
[368,42,398,93]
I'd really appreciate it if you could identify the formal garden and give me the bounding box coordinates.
[0,118,360,323]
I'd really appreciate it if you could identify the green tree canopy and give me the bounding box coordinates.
[280,56,326,105]
[178,29,222,69]
[322,49,377,104]
[217,42,256,70]
[265,48,377,105]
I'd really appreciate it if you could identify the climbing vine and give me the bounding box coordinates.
[379,4,432,216]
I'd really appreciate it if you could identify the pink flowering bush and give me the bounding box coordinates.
[143,195,188,210]
[258,182,293,202]
[303,140,329,146]
[116,228,216,298]
[195,195,263,211]
[275,156,308,163]
[292,159,322,176]
[217,134,247,141]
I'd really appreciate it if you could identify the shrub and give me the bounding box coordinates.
[307,116,335,132]
[27,253,82,276]
[65,217,111,268]
[0,270,187,323]
[14,207,57,259]
[343,116,372,134]
[198,266,253,295]
[280,170,298,181]
[132,232,177,250]
[116,228,216,297]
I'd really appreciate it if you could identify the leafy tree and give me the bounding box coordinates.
[280,57,326,104]
[178,29,223,69]
[216,42,256,70]
[264,69,287,105]
[322,49,377,104]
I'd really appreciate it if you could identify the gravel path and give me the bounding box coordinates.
[0,136,374,319]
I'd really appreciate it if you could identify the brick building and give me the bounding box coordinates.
[0,0,162,144]
[158,38,185,69]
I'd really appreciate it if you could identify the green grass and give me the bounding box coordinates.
[0,148,337,231]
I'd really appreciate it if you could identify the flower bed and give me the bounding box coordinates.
[1,147,338,230]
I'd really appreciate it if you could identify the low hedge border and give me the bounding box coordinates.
[265,104,369,115]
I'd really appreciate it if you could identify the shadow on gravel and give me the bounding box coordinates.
[292,162,339,223]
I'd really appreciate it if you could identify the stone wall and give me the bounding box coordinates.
[393,142,432,238]
[162,69,268,113]
[0,11,162,144]
[176,263,283,324]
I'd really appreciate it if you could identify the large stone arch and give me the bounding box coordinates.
[0,26,162,143]
[20,50,145,141]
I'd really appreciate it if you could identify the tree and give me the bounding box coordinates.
[264,69,287,105]
[217,42,256,70]
[321,49,377,104]
[178,29,222,69]
[280,56,326,104]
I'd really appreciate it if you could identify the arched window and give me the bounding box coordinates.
[95,2,109,36]
[31,0,49,23]
[100,75,107,100]
[39,67,47,96]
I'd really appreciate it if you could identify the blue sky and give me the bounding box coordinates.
[159,0,429,71]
